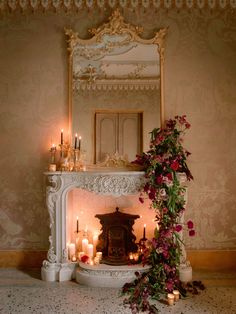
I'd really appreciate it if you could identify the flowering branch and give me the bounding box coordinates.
[123,115,194,313]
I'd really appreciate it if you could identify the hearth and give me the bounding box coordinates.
[95,207,139,265]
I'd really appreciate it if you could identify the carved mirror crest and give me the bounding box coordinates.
[65,10,167,165]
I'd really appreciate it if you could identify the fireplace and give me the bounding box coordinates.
[95,207,139,265]
[41,170,153,283]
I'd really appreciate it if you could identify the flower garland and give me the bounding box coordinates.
[123,115,194,313]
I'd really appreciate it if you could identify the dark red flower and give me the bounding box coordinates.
[80,255,89,263]
[189,230,195,236]
[170,160,179,171]
[187,220,194,229]
[175,225,182,232]
[166,173,172,181]
[156,175,163,185]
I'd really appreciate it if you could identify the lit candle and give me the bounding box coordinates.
[87,244,94,258]
[82,238,88,254]
[96,252,102,261]
[167,293,175,306]
[93,233,98,254]
[71,255,77,262]
[76,216,79,233]
[173,290,180,301]
[68,243,76,260]
[129,252,134,260]
[133,253,139,262]
[143,224,146,239]
[78,136,81,150]
[61,129,64,145]
[74,133,78,149]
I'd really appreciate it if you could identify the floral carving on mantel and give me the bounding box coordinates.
[0,0,235,12]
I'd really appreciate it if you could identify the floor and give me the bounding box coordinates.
[0,269,236,314]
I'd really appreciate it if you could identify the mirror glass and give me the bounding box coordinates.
[66,10,166,165]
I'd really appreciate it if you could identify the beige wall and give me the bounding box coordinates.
[0,9,235,252]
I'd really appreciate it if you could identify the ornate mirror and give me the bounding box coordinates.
[65,10,167,165]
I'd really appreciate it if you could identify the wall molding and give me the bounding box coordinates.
[0,249,235,271]
[0,0,235,13]
[187,250,236,271]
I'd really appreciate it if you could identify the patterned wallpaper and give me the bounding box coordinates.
[0,9,235,251]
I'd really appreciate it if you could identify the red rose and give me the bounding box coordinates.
[189,230,195,237]
[80,255,89,263]
[187,220,194,229]
[175,225,182,232]
[170,160,179,171]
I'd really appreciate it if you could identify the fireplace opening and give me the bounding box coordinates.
[95,207,140,265]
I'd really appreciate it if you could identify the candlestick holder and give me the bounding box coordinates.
[73,148,81,171]
[48,145,57,171]
[59,143,71,171]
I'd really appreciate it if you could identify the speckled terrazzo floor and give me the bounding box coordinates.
[0,269,236,314]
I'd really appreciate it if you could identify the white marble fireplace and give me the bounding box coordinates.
[41,170,154,285]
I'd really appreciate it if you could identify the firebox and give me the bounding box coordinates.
[95,207,140,265]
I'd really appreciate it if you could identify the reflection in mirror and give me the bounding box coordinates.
[65,10,167,165]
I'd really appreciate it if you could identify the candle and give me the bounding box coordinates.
[68,243,76,260]
[74,133,78,149]
[87,244,94,258]
[61,129,64,145]
[173,290,180,301]
[76,216,79,233]
[179,265,192,283]
[75,235,80,252]
[167,293,175,306]
[129,252,134,260]
[93,233,98,254]
[96,252,102,261]
[82,238,88,254]
[143,224,146,239]
[78,136,81,150]
[71,255,77,262]
[48,164,56,172]
[133,253,139,262]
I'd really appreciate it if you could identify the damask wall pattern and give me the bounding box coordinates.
[0,9,235,251]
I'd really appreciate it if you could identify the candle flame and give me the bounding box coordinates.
[75,133,78,137]
[61,129,63,132]
[79,136,82,140]
[144,224,146,228]
[76,216,78,220]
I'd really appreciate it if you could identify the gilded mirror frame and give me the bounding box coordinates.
[65,10,167,145]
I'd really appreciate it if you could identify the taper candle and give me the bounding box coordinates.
[74,133,78,149]
[61,129,64,145]
[143,224,146,239]
[78,136,81,150]
[76,216,79,233]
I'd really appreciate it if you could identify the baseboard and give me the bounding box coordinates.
[0,250,235,271]
[0,250,47,268]
[187,250,236,272]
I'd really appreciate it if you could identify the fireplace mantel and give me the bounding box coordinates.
[42,170,145,282]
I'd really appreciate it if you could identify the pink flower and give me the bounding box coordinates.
[189,230,195,236]
[170,160,179,171]
[185,122,191,129]
[187,220,194,229]
[175,225,182,232]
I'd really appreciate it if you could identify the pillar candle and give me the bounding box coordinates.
[87,244,94,258]
[82,238,88,254]
[173,290,180,301]
[68,243,76,260]
[93,234,98,255]
[167,293,175,306]
[179,265,192,283]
